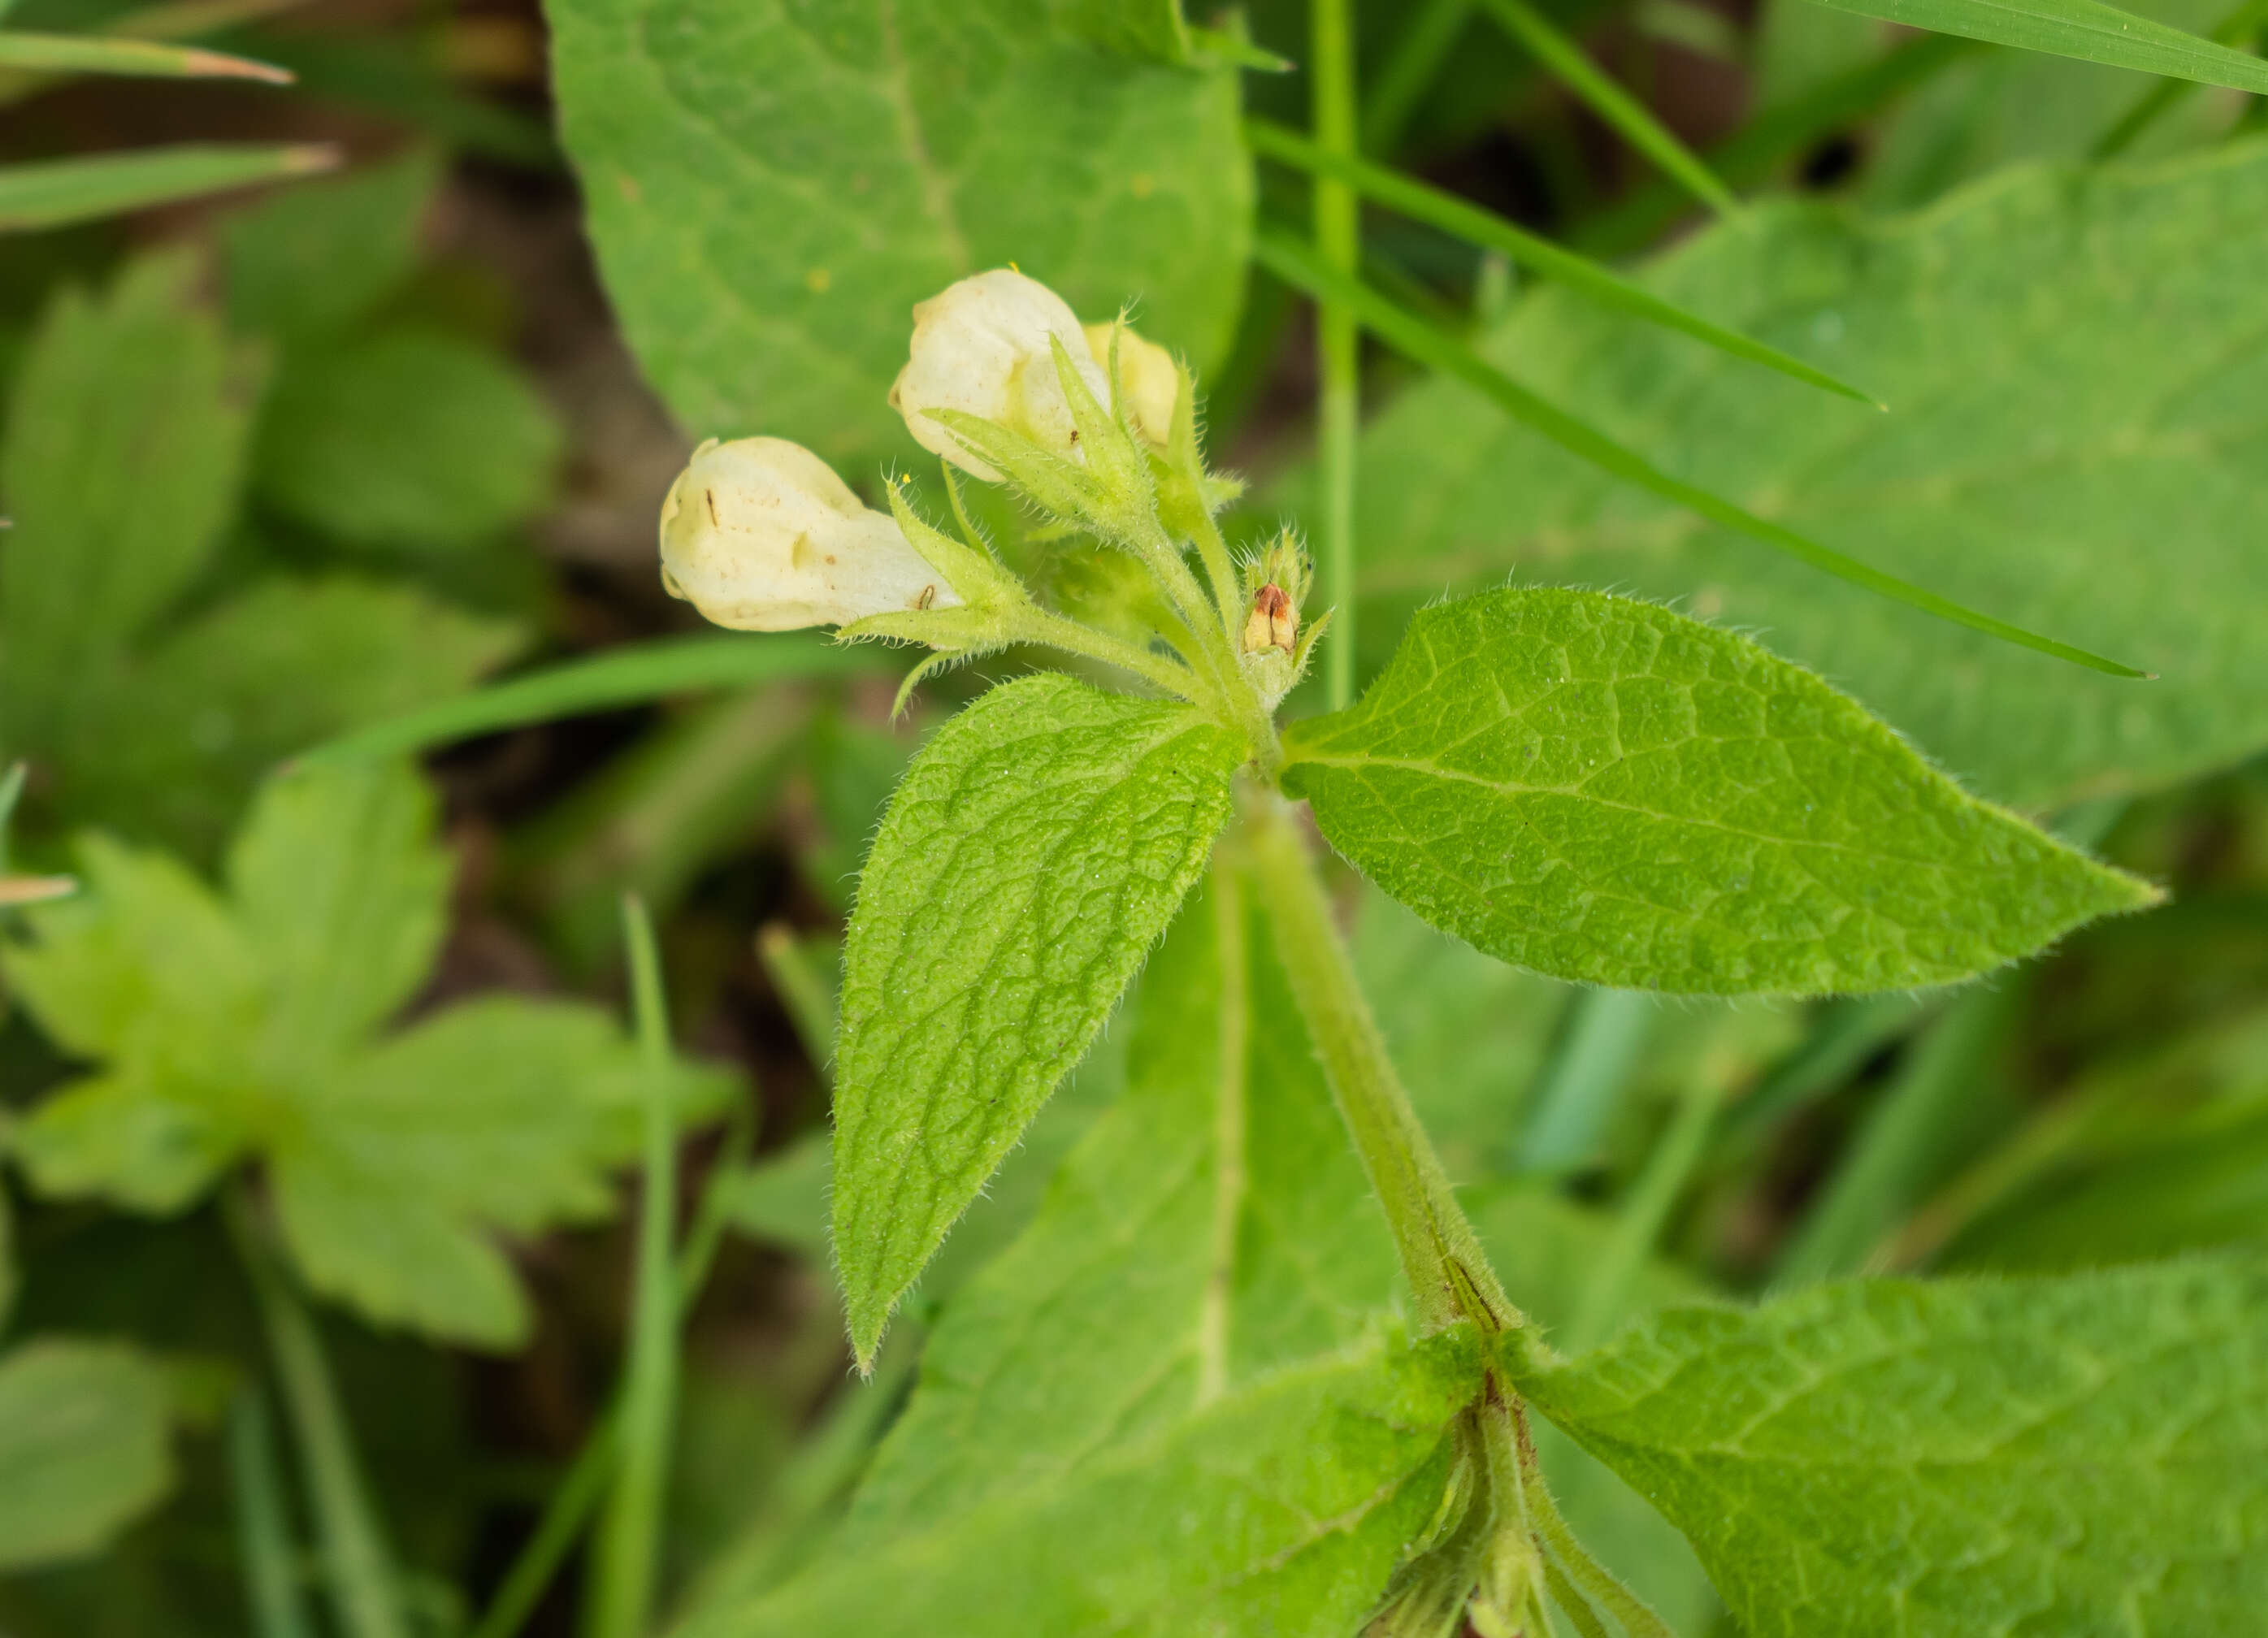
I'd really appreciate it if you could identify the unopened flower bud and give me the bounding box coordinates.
[890,269,1108,481]
[1243,583,1297,655]
[658,437,960,631]
[1082,321,1179,445]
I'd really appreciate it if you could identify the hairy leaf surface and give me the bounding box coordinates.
[1341,145,2268,808]
[1283,587,2153,994]
[544,0,1249,462]
[831,673,1242,1365]
[1507,1258,2268,1636]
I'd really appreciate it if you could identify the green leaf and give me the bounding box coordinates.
[0,249,262,760]
[831,674,1242,1365]
[0,1341,177,1571]
[1281,587,2156,994]
[0,143,336,233]
[223,150,438,343]
[1342,145,2268,808]
[225,760,451,1072]
[79,575,523,857]
[0,29,289,81]
[1052,0,1191,60]
[1807,0,2268,92]
[251,328,563,551]
[4,765,739,1347]
[544,0,1251,463]
[1505,1257,2268,1636]
[696,1326,1480,1638]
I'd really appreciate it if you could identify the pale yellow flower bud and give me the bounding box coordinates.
[657,437,961,631]
[889,269,1108,480]
[1082,321,1180,445]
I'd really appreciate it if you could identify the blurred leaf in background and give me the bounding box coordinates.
[2,760,739,1349]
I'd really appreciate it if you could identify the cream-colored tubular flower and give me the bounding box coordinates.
[658,437,961,630]
[889,269,1108,481]
[1082,320,1179,446]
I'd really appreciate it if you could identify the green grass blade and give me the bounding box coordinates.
[295,634,885,765]
[1361,0,1473,153]
[1515,989,1658,1174]
[2092,0,2268,157]
[1246,117,1883,407]
[467,1102,754,1638]
[583,895,681,1638]
[228,1392,316,1638]
[0,28,289,79]
[0,143,336,232]
[228,1192,407,1638]
[1577,33,1975,257]
[1255,231,2149,678]
[1312,0,1363,713]
[1807,0,2268,90]
[1472,0,1738,215]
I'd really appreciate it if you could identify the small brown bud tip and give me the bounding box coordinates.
[1244,583,1297,655]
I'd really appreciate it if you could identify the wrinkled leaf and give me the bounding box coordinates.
[1342,145,2268,808]
[831,674,1242,1365]
[544,0,1251,462]
[1282,587,2154,994]
[1507,1257,2268,1636]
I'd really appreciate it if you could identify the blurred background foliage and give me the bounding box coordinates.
[0,0,2261,1632]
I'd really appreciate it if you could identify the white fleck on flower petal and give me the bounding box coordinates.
[658,437,960,631]
[889,268,1108,480]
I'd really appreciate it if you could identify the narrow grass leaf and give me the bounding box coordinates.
[1474,0,1739,214]
[584,896,679,1638]
[1808,0,2268,92]
[296,634,883,764]
[1247,117,1881,406]
[0,29,289,79]
[1255,231,2145,678]
[2093,0,2268,157]
[0,143,337,232]
[228,1391,315,1638]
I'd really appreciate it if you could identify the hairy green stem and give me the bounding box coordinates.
[228,1190,407,1638]
[1312,0,1362,713]
[1015,604,1208,702]
[1245,792,1519,1334]
[583,896,682,1638]
[1188,504,1248,651]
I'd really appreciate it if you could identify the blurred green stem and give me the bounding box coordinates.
[228,1189,407,1638]
[470,1087,756,1638]
[1362,0,1472,154]
[583,896,682,1638]
[1516,988,1655,1174]
[228,1389,315,1638]
[1567,1066,1724,1351]
[1312,0,1362,712]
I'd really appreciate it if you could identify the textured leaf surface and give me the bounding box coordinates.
[696,1328,1478,1638]
[2,765,738,1346]
[1342,145,2268,808]
[0,1341,176,1571]
[1282,587,2153,994]
[544,0,1250,462]
[252,328,563,550]
[831,673,1242,1363]
[1507,1258,2268,1636]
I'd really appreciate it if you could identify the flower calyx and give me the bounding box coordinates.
[1238,531,1328,710]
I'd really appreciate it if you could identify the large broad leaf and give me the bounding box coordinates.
[1505,1257,2268,1636]
[4,763,738,1348]
[1342,145,2268,810]
[830,673,1242,1366]
[544,0,1251,462]
[692,876,1465,1634]
[1281,587,2153,994]
[0,1341,176,1571]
